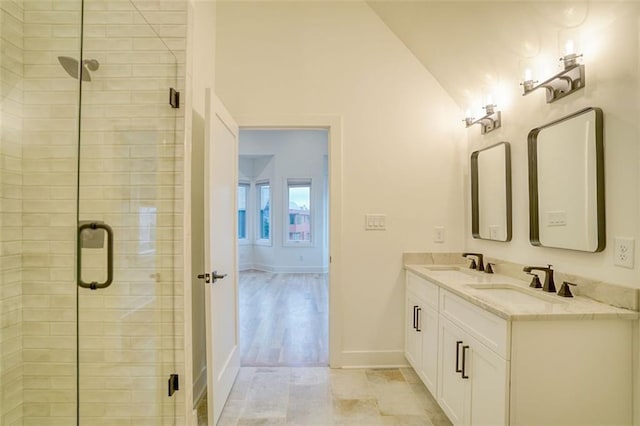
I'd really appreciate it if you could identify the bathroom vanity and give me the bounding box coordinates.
[404,264,636,426]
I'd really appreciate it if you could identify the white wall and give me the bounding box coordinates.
[465,2,640,289]
[216,1,465,365]
[238,129,328,273]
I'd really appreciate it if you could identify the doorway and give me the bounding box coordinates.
[237,129,329,367]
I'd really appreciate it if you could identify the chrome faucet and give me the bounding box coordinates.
[462,253,484,272]
[522,265,556,293]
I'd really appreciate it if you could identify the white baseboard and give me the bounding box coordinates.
[239,263,253,272]
[339,350,409,368]
[243,263,328,274]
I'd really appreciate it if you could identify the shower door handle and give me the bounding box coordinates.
[77,222,114,290]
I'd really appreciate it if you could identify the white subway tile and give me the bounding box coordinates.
[105,24,155,38]
[1,0,25,21]
[83,37,133,51]
[51,24,81,38]
[52,1,81,12]
[24,11,81,24]
[3,3,187,423]
[23,23,52,37]
[84,11,133,25]
[2,11,25,48]
[23,0,53,12]
[134,10,186,25]
[24,38,80,51]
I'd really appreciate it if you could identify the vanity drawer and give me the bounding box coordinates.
[440,289,509,359]
[407,272,439,309]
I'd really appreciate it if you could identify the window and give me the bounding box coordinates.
[286,179,311,243]
[237,183,249,240]
[256,181,271,242]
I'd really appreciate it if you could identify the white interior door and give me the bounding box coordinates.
[204,89,240,425]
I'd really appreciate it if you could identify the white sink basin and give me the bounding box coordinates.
[418,266,497,283]
[420,266,461,271]
[467,284,564,306]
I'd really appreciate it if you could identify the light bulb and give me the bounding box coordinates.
[481,85,496,108]
[565,39,575,56]
[519,58,537,91]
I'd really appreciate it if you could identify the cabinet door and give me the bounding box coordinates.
[438,317,468,425]
[419,305,438,395]
[405,291,422,369]
[467,334,508,426]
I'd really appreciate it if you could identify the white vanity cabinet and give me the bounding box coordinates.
[438,291,508,426]
[405,290,422,368]
[405,269,634,426]
[405,272,439,395]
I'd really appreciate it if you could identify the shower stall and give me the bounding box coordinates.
[0,0,186,424]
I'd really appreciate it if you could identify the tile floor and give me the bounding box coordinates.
[200,366,452,425]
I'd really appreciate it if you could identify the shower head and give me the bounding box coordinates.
[58,56,86,81]
[57,56,100,81]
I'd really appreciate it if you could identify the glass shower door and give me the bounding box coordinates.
[77,1,181,423]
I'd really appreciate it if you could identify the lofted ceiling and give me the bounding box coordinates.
[367,1,629,112]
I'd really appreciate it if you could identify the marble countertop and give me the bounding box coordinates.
[405,264,639,321]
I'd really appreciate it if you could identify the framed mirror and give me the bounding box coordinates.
[471,142,512,241]
[528,107,605,252]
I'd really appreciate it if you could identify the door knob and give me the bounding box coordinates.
[197,273,211,284]
[211,271,227,283]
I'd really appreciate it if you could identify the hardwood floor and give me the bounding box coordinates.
[239,270,329,367]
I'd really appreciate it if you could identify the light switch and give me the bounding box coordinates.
[365,214,386,230]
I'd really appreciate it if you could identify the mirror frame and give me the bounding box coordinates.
[471,141,512,241]
[527,107,605,252]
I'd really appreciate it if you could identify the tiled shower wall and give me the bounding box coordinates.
[77,0,186,423]
[1,1,25,424]
[21,1,82,424]
[1,0,186,424]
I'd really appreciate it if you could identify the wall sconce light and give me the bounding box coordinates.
[462,104,502,135]
[520,32,585,103]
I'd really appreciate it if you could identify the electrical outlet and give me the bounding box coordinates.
[434,226,445,243]
[489,225,500,240]
[614,237,635,268]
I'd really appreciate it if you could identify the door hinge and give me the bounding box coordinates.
[168,373,179,397]
[169,88,180,109]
